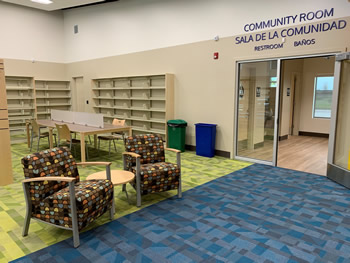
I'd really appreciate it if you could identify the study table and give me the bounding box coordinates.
[26,119,132,162]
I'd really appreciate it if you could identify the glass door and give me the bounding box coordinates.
[327,53,350,188]
[235,60,280,165]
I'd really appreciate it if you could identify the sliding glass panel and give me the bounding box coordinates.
[334,59,350,169]
[236,60,278,163]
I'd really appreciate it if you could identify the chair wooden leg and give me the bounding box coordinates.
[108,140,111,156]
[98,138,101,156]
[30,132,34,152]
[37,136,40,152]
[123,184,131,204]
[85,144,89,160]
[113,139,117,153]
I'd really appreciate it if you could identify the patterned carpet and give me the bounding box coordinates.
[11,164,350,263]
[0,139,250,263]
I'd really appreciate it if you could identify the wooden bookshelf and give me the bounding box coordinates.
[92,74,174,140]
[0,60,13,185]
[5,76,35,135]
[34,80,71,119]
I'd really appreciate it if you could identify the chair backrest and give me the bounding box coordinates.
[22,147,80,206]
[124,134,165,169]
[112,118,125,126]
[31,119,40,136]
[55,123,72,142]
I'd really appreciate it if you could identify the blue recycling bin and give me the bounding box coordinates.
[195,123,217,157]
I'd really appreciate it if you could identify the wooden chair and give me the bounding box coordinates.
[98,119,126,156]
[30,119,56,152]
[122,134,182,207]
[21,147,115,247]
[55,123,89,160]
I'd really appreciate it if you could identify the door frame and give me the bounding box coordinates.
[289,72,299,135]
[327,52,350,188]
[233,52,338,166]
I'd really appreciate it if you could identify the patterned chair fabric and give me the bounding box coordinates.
[131,162,180,195]
[22,147,80,206]
[124,134,166,169]
[124,134,180,195]
[22,147,113,230]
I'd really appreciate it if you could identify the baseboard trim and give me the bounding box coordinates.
[279,135,288,141]
[185,145,230,158]
[299,131,329,138]
[254,142,264,149]
[185,145,196,151]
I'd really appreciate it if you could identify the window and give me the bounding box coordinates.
[270,77,277,88]
[313,76,334,118]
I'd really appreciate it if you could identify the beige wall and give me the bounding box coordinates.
[2,16,350,156]
[3,59,66,80]
[64,17,350,155]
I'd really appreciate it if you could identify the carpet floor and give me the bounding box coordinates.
[0,139,250,262]
[12,164,350,263]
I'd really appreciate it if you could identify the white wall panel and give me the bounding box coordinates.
[0,2,65,63]
[63,0,350,62]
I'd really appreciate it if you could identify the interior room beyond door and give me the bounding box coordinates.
[278,56,335,175]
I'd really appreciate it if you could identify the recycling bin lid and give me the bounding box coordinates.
[195,123,217,127]
[167,119,187,127]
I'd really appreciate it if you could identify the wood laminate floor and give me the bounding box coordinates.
[278,135,328,176]
[237,135,328,175]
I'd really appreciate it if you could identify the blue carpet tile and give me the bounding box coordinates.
[12,164,350,263]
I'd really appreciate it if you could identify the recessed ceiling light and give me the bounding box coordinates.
[31,0,53,4]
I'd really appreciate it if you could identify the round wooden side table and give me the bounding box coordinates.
[87,170,135,203]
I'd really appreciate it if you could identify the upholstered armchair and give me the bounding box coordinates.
[122,134,182,207]
[21,147,115,248]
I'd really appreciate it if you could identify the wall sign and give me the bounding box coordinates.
[287,87,291,96]
[239,85,244,98]
[234,8,348,51]
[256,87,261,97]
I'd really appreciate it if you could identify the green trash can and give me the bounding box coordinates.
[167,119,187,152]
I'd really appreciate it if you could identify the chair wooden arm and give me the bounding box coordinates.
[165,147,181,153]
[22,176,76,184]
[122,152,141,158]
[76,162,112,166]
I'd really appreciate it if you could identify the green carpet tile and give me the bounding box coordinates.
[0,137,251,262]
